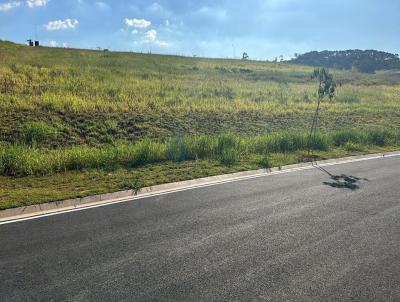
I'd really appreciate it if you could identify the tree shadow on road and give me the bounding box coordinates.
[314,164,369,190]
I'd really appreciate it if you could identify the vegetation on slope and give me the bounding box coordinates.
[289,49,400,73]
[0,41,399,209]
[1,41,400,147]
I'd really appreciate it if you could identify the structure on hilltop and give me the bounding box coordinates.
[27,39,40,47]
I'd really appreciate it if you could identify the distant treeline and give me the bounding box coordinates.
[289,50,400,73]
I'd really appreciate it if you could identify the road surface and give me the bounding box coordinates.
[1,155,399,301]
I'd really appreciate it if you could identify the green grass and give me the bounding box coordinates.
[1,145,398,211]
[0,40,399,210]
[1,129,399,177]
[1,41,400,147]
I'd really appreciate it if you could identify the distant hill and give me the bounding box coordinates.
[0,40,23,50]
[289,50,400,73]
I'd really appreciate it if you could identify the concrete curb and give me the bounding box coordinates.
[1,151,399,223]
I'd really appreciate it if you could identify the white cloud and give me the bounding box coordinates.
[125,18,151,28]
[143,29,169,47]
[46,19,78,31]
[124,17,169,48]
[144,29,157,41]
[0,1,21,11]
[26,0,48,8]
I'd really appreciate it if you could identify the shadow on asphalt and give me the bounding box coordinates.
[314,164,369,190]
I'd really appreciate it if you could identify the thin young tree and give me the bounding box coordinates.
[308,68,336,156]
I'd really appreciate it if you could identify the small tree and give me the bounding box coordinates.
[308,68,336,155]
[242,52,249,60]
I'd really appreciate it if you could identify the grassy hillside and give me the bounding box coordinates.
[289,50,400,73]
[1,41,399,209]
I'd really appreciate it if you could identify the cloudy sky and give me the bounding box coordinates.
[1,0,399,59]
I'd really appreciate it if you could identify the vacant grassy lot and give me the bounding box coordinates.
[1,40,399,209]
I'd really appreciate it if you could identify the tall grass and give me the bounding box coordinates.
[1,128,398,177]
[167,135,188,162]
[0,140,166,176]
[332,128,399,147]
[185,135,215,159]
[248,131,329,153]
[1,41,400,151]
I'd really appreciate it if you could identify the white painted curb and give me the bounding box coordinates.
[1,151,399,225]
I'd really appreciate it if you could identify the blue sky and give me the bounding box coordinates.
[1,0,399,59]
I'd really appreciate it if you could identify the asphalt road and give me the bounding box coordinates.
[1,156,399,301]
